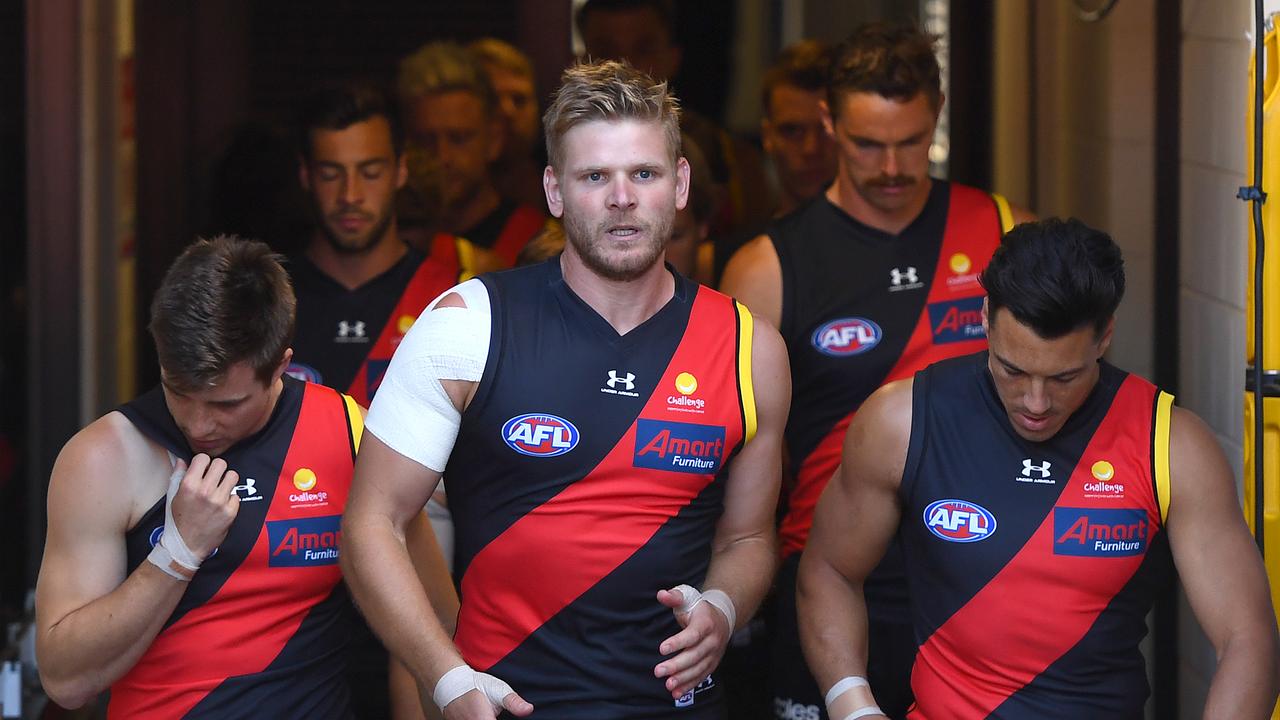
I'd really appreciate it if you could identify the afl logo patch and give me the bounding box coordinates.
[812,318,882,357]
[923,499,996,543]
[285,362,322,384]
[148,526,164,548]
[502,413,580,457]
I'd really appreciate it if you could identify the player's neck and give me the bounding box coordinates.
[559,250,675,337]
[442,184,501,236]
[828,177,931,236]
[307,227,406,291]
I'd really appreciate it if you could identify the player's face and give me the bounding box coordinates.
[545,119,689,281]
[486,67,540,158]
[762,83,836,205]
[825,91,938,217]
[162,359,286,457]
[302,117,406,254]
[580,7,680,81]
[404,90,500,211]
[985,306,1113,443]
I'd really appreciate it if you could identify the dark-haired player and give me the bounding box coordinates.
[720,23,1032,718]
[799,218,1279,719]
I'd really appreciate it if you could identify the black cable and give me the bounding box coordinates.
[1248,0,1267,552]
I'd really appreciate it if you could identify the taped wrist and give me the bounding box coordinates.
[432,664,515,711]
[671,584,737,632]
[826,676,882,720]
[146,461,203,579]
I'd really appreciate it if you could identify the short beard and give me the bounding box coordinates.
[563,210,671,282]
[318,208,394,256]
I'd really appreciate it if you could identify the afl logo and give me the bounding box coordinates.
[924,499,996,543]
[285,362,322,384]
[148,526,164,548]
[812,318,882,357]
[502,413,580,457]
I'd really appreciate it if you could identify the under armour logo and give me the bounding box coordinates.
[606,370,636,391]
[1021,459,1052,478]
[233,477,262,501]
[890,266,919,286]
[337,321,366,338]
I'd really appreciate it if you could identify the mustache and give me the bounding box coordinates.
[867,174,915,188]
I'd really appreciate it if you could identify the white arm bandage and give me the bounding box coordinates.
[433,664,517,711]
[147,460,202,581]
[365,279,491,472]
[826,676,883,720]
[670,584,737,632]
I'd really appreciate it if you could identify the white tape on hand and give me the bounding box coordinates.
[432,664,517,711]
[826,676,883,720]
[146,461,203,581]
[670,584,737,632]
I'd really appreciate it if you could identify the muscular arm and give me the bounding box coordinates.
[719,234,782,329]
[389,510,460,720]
[1165,408,1280,718]
[654,314,790,696]
[35,415,238,708]
[796,380,914,717]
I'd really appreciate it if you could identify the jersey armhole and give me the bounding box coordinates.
[1151,390,1174,526]
[734,301,758,444]
[992,193,1015,235]
[458,275,502,422]
[898,371,931,505]
[342,393,364,458]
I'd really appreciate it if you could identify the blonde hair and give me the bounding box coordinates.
[397,41,496,114]
[468,37,534,81]
[542,60,680,172]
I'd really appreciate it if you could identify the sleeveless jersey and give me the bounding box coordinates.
[111,377,364,719]
[773,182,1012,562]
[432,201,548,280]
[445,260,757,718]
[902,353,1173,719]
[288,248,457,406]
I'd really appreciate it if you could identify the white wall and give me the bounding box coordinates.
[1177,0,1260,714]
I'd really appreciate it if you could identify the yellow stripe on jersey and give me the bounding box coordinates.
[1153,391,1174,525]
[735,301,758,444]
[993,193,1015,234]
[456,238,479,282]
[343,393,365,453]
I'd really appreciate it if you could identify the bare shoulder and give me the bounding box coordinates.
[720,234,782,328]
[1167,405,1234,499]
[50,412,168,528]
[841,379,915,489]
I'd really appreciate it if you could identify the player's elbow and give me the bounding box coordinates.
[38,665,101,710]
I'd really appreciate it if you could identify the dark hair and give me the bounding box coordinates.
[149,235,296,390]
[761,39,833,114]
[575,0,676,39]
[828,23,941,115]
[297,82,403,161]
[981,218,1125,338]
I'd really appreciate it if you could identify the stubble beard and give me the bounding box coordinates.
[564,209,672,282]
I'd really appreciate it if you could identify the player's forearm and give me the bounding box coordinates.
[702,531,777,631]
[795,553,872,694]
[1202,630,1280,719]
[341,512,465,691]
[38,562,187,708]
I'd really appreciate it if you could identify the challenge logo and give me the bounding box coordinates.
[928,297,986,344]
[268,515,341,567]
[667,371,706,413]
[946,252,982,290]
[812,318,882,357]
[1054,507,1148,557]
[634,419,725,474]
[502,413,579,457]
[1084,460,1126,497]
[290,467,330,508]
[397,314,416,335]
[923,499,996,543]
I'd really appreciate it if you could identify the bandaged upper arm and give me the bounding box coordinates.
[365,279,491,472]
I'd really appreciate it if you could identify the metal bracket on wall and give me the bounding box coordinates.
[1246,367,1280,398]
